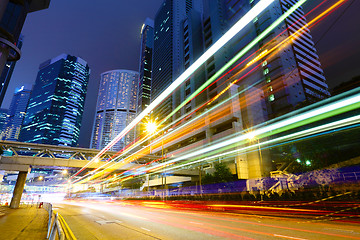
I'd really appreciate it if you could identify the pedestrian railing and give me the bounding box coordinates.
[44,202,76,240]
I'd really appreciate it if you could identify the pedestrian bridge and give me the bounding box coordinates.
[0,140,199,209]
[0,140,141,172]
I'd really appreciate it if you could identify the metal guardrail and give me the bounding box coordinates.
[44,203,76,240]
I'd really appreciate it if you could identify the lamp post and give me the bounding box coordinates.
[38,176,45,201]
[145,120,166,200]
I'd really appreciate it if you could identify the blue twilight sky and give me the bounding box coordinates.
[2,0,360,147]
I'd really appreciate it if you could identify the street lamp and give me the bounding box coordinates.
[145,121,158,135]
[38,176,45,201]
[144,120,166,200]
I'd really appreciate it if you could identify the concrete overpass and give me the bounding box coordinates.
[0,140,140,172]
[0,141,198,208]
[0,140,139,208]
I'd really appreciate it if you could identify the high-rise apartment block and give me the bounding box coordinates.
[19,54,90,147]
[2,85,31,141]
[91,70,139,151]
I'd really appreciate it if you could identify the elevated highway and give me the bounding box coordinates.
[0,140,198,208]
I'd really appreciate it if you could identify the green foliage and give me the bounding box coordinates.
[201,162,234,184]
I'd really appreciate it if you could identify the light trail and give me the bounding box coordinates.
[104,87,360,183]
[69,0,278,181]
[73,0,308,183]
[132,92,360,176]
[71,0,346,185]
[163,0,308,124]
[76,81,262,184]
[156,115,360,175]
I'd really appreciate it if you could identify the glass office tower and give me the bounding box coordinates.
[91,70,139,151]
[136,18,154,139]
[19,54,90,147]
[2,85,31,141]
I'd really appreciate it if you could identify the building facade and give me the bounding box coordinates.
[146,0,330,181]
[137,18,154,115]
[19,54,90,147]
[136,18,154,139]
[0,108,8,139]
[2,84,31,141]
[91,70,139,151]
[151,0,190,125]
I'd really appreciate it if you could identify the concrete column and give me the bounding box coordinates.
[10,171,28,209]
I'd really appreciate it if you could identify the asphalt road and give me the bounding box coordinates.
[54,200,360,240]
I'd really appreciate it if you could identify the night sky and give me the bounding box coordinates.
[2,0,359,148]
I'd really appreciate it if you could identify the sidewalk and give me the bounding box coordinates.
[0,204,48,240]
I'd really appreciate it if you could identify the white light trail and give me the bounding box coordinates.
[159,114,360,174]
[143,93,360,173]
[71,0,278,177]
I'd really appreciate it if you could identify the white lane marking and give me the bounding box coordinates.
[118,212,148,220]
[96,220,108,225]
[189,221,204,225]
[274,234,308,240]
[325,228,357,234]
[96,220,115,225]
[141,227,151,232]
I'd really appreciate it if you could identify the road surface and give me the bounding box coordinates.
[54,200,360,240]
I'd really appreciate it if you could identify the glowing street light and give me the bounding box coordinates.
[144,120,167,200]
[145,121,158,135]
[62,169,68,175]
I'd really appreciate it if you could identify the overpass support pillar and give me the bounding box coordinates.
[10,171,28,209]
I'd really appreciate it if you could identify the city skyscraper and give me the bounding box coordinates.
[91,70,139,151]
[137,18,154,115]
[176,1,205,119]
[223,0,330,118]
[0,108,8,139]
[151,0,189,125]
[2,84,31,141]
[147,0,330,180]
[19,54,90,147]
[136,18,154,138]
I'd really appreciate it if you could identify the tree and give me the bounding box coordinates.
[201,162,234,184]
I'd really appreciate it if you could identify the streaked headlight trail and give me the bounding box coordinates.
[69,0,354,187]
